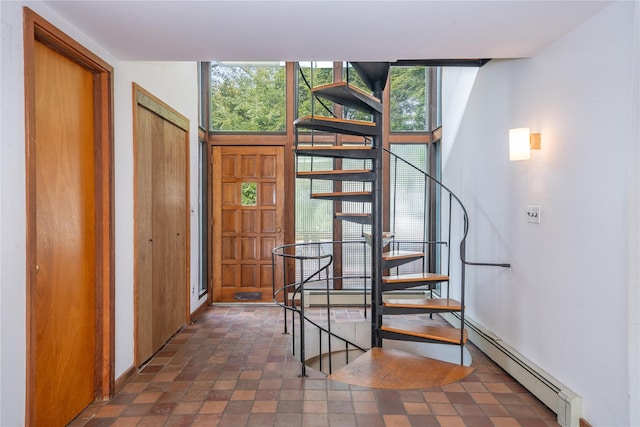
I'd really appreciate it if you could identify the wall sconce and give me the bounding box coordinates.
[509,128,541,161]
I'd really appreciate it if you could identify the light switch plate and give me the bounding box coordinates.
[526,206,541,224]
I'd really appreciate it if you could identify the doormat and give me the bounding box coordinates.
[234,292,262,301]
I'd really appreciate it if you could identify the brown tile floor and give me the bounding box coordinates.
[69,305,559,427]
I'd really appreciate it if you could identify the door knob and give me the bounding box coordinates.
[276,228,282,233]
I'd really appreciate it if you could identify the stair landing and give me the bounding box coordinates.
[327,347,474,389]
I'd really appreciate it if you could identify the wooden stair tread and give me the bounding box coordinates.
[311,191,372,202]
[383,298,462,311]
[327,347,473,389]
[295,145,376,159]
[294,115,380,137]
[312,82,382,114]
[295,115,376,127]
[381,321,468,345]
[296,145,372,151]
[335,213,372,224]
[362,232,395,247]
[312,191,371,197]
[313,82,380,103]
[382,250,424,261]
[297,169,374,182]
[362,232,394,239]
[298,169,372,176]
[383,272,449,283]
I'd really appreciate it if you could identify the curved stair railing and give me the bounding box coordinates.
[275,61,509,377]
[382,147,511,363]
[272,241,369,376]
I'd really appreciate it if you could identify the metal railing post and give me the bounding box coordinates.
[298,261,307,377]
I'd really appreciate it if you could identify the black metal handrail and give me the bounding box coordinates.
[385,147,510,363]
[272,241,369,376]
[384,148,511,269]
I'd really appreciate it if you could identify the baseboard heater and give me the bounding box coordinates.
[440,312,583,427]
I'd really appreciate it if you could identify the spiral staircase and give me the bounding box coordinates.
[273,62,504,383]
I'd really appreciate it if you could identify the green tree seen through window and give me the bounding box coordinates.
[390,66,428,131]
[298,63,333,119]
[241,182,257,206]
[210,63,286,131]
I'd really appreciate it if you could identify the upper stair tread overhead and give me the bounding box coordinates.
[335,212,372,225]
[294,115,380,137]
[382,250,425,261]
[311,191,373,202]
[349,62,391,92]
[336,212,371,217]
[382,250,425,269]
[312,82,382,114]
[381,321,468,345]
[295,145,377,159]
[362,231,395,247]
[297,169,375,182]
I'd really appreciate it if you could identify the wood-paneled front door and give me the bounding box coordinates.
[212,146,284,302]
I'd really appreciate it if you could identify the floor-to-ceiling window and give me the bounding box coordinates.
[200,61,442,296]
[206,62,289,302]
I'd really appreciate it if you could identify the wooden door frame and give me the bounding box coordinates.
[206,62,296,300]
[23,7,115,424]
[210,145,286,302]
[132,83,191,363]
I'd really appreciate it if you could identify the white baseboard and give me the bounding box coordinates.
[440,312,582,427]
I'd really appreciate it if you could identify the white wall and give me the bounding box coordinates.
[629,3,640,425]
[0,2,202,424]
[114,61,202,376]
[442,2,639,425]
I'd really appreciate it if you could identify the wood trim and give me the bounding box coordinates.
[432,126,442,142]
[131,86,140,365]
[388,133,433,144]
[579,419,593,427]
[208,133,288,146]
[95,61,116,402]
[284,62,296,285]
[134,85,189,131]
[23,7,115,423]
[190,299,209,323]
[113,365,136,395]
[23,14,37,423]
[207,141,214,301]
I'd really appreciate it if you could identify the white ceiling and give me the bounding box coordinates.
[43,0,613,61]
